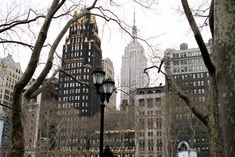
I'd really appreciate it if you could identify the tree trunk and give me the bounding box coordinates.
[209,75,223,157]
[214,0,235,157]
[10,91,24,157]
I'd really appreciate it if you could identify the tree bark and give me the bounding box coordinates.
[214,0,235,156]
[10,91,24,157]
[208,75,223,157]
[181,0,223,156]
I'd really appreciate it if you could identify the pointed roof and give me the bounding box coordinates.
[2,54,21,70]
[131,10,137,43]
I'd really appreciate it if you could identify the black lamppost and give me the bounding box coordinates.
[92,68,115,157]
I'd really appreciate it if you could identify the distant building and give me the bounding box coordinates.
[134,86,169,157]
[0,54,22,156]
[36,78,58,157]
[165,42,212,157]
[120,13,148,103]
[102,58,116,112]
[24,96,40,157]
[24,78,58,157]
[104,129,135,157]
[48,106,135,157]
[0,54,22,118]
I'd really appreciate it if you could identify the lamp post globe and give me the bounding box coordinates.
[92,68,106,92]
[101,79,115,102]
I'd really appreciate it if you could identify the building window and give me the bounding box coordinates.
[139,99,145,108]
[147,98,153,108]
[198,81,201,86]
[201,81,204,86]
[139,140,145,151]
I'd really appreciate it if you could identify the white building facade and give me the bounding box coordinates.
[120,16,148,103]
[134,87,169,157]
[0,54,22,117]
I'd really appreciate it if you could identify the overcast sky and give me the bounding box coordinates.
[98,0,211,86]
[0,0,211,85]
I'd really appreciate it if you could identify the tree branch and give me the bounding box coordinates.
[24,10,88,99]
[87,0,98,11]
[209,0,214,37]
[165,58,209,127]
[181,0,215,75]
[0,8,45,33]
[15,0,63,93]
[132,0,158,9]
[144,59,210,127]
[60,69,93,88]
[144,65,167,86]
[0,38,34,50]
[28,68,61,99]
[92,7,158,56]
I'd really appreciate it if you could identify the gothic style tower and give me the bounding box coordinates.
[55,11,103,155]
[120,12,148,103]
[58,11,102,117]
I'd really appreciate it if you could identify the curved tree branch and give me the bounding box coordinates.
[91,7,159,56]
[60,68,93,88]
[209,0,214,37]
[144,60,209,127]
[0,38,34,50]
[29,68,61,99]
[87,0,98,11]
[24,10,88,99]
[181,0,215,75]
[0,8,45,33]
[14,0,63,93]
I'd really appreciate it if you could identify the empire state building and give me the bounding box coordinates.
[120,13,148,103]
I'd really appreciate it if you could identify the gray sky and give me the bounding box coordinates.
[0,0,211,85]
[98,0,211,86]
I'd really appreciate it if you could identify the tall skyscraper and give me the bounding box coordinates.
[55,10,102,155]
[58,11,102,117]
[120,13,147,103]
[165,42,212,157]
[102,58,116,112]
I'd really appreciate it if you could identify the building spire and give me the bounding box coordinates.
[132,9,137,43]
[134,9,136,26]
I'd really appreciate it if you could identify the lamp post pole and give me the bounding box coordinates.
[92,68,115,157]
[99,103,105,157]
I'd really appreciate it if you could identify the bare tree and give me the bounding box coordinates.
[143,0,234,157]
[2,0,233,157]
[0,0,100,156]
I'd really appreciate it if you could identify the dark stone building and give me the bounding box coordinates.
[58,11,102,117]
[54,10,103,155]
